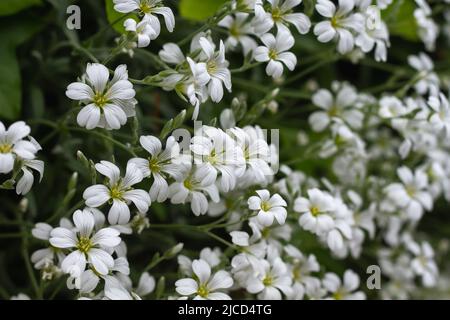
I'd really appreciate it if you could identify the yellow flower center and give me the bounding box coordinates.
[93,92,108,108]
[184,179,193,190]
[149,157,161,173]
[328,105,339,117]
[292,266,302,281]
[331,16,340,28]
[261,228,271,239]
[333,290,344,300]
[207,149,219,164]
[76,236,93,253]
[0,143,13,154]
[243,147,250,161]
[262,275,273,286]
[271,7,283,22]
[261,201,271,212]
[310,206,320,217]
[109,185,124,200]
[268,49,278,60]
[230,23,241,37]
[197,284,209,298]
[139,1,153,14]
[207,60,217,74]
[335,134,347,146]
[406,185,416,198]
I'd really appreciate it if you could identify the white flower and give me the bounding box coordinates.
[191,126,244,192]
[0,121,39,174]
[408,241,438,287]
[103,275,136,300]
[178,247,221,276]
[414,0,438,51]
[254,29,297,79]
[219,108,236,129]
[130,135,189,202]
[248,189,287,226]
[10,294,31,300]
[246,258,292,299]
[323,270,365,300]
[378,250,415,300]
[31,222,66,273]
[49,209,121,275]
[355,9,390,62]
[230,231,267,276]
[373,0,393,9]
[219,13,258,55]
[319,123,364,158]
[83,160,151,225]
[159,43,186,65]
[127,272,154,297]
[253,0,311,35]
[185,58,210,119]
[428,93,450,138]
[233,0,262,11]
[124,18,157,47]
[294,188,336,234]
[309,83,363,132]
[66,63,137,130]
[16,159,45,195]
[196,38,232,103]
[168,166,220,216]
[284,245,320,300]
[379,96,409,119]
[113,0,175,37]
[408,53,439,96]
[175,259,233,300]
[314,0,364,54]
[321,197,354,253]
[385,166,433,221]
[229,126,273,186]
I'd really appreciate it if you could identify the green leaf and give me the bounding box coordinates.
[0,0,41,16]
[179,0,228,21]
[159,109,187,139]
[0,17,44,120]
[105,0,137,34]
[382,0,419,42]
[303,0,316,17]
[0,49,21,120]
[0,179,16,190]
[155,277,165,299]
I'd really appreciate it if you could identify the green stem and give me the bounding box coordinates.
[46,199,85,224]
[135,49,171,70]
[283,55,338,86]
[29,118,137,157]
[102,36,133,65]
[149,222,237,249]
[177,2,233,47]
[68,127,137,157]
[48,279,66,300]
[16,210,42,299]
[202,230,236,249]
[395,72,425,98]
[231,62,262,73]
[143,255,167,272]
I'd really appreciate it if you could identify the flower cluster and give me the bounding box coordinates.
[31,208,158,299]
[0,121,44,195]
[114,0,175,49]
